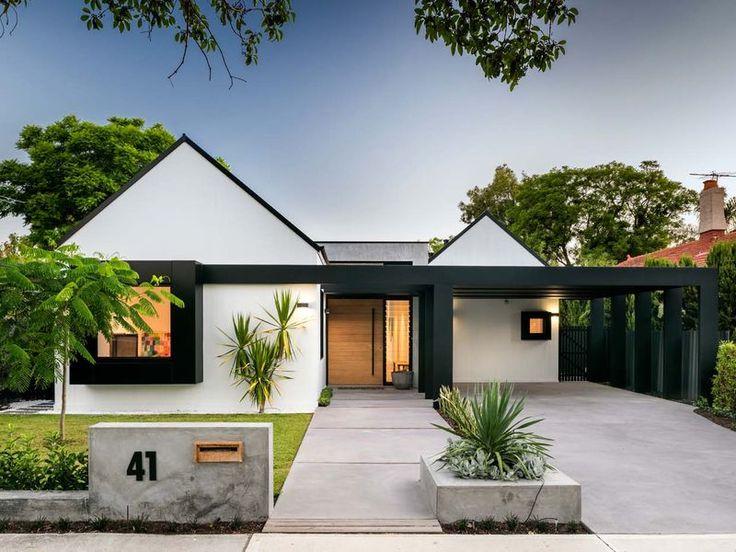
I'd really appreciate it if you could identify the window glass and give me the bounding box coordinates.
[97,286,172,358]
[529,317,545,335]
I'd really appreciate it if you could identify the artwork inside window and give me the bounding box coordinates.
[97,286,172,358]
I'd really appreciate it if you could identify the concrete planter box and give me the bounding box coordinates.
[420,456,581,524]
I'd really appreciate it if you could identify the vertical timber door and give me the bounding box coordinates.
[327,298,384,386]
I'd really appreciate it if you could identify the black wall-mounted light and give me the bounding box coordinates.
[521,311,552,340]
[296,302,310,309]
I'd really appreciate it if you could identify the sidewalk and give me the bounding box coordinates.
[3,533,736,552]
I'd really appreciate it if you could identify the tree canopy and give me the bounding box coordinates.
[0,115,175,247]
[1,1,578,88]
[459,161,696,266]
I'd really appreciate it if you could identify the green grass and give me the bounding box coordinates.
[0,413,311,496]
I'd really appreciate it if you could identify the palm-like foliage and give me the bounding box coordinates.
[219,290,306,413]
[257,290,303,360]
[436,383,552,480]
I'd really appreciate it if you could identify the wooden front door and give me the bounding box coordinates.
[327,298,384,386]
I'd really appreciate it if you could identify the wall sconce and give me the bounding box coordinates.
[296,302,310,309]
[521,311,552,340]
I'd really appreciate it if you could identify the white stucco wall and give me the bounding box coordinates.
[431,216,543,267]
[59,284,322,414]
[64,142,321,265]
[453,297,559,383]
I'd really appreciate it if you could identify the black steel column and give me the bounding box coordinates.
[430,283,453,402]
[662,287,683,399]
[417,292,426,394]
[634,292,653,393]
[698,276,719,400]
[588,298,605,382]
[610,295,627,388]
[421,287,434,399]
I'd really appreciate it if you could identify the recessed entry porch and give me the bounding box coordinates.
[326,297,413,387]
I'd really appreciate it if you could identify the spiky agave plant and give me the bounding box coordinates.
[435,383,552,480]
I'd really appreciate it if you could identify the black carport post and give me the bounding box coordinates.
[698,277,719,399]
[610,295,628,388]
[662,287,683,399]
[430,284,453,402]
[588,298,606,382]
[634,292,653,393]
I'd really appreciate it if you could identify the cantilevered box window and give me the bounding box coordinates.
[521,311,552,340]
[71,261,202,385]
[97,286,172,358]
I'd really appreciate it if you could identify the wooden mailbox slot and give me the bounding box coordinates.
[194,441,244,463]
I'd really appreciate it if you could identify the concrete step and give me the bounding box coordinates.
[262,518,443,534]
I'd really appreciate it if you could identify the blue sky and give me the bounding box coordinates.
[2,0,736,242]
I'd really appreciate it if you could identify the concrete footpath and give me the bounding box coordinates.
[3,533,736,552]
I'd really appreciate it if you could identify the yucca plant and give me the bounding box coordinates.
[234,338,291,413]
[435,383,552,480]
[219,289,305,413]
[258,290,303,360]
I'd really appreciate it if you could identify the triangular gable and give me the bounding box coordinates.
[429,212,547,266]
[62,135,324,264]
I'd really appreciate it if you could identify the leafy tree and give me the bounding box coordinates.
[510,161,696,266]
[0,115,174,247]
[0,245,183,439]
[459,164,519,225]
[415,0,578,89]
[429,236,452,254]
[644,256,698,331]
[707,241,736,335]
[2,1,579,88]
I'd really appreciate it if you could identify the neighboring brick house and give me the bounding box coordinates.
[618,179,735,267]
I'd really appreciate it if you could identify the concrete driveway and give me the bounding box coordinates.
[516,382,736,534]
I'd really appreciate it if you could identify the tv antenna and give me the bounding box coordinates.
[689,171,736,182]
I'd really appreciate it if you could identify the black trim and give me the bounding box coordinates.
[428,212,548,266]
[520,311,552,340]
[70,260,203,385]
[60,135,323,255]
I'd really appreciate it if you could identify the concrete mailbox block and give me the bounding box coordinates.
[89,422,272,523]
[420,456,581,524]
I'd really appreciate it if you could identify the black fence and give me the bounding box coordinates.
[559,327,730,399]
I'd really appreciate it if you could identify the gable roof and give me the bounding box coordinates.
[60,134,323,256]
[617,230,736,267]
[429,211,548,266]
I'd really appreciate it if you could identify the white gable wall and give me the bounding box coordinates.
[65,142,321,265]
[430,216,543,267]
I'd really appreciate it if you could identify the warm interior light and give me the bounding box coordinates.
[528,318,544,334]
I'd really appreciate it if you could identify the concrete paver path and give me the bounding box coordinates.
[267,388,448,532]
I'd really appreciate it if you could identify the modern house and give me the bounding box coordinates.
[58,136,720,413]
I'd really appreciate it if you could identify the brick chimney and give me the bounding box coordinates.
[699,179,727,239]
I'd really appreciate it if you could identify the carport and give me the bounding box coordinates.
[203,264,720,400]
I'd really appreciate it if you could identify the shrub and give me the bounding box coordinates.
[318,387,333,407]
[0,427,88,490]
[713,342,736,414]
[435,383,552,480]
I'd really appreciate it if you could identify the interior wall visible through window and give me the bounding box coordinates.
[97,286,172,358]
[385,299,410,383]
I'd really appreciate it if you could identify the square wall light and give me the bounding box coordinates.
[521,311,552,340]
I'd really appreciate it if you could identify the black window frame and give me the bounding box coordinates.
[520,310,552,341]
[70,260,203,385]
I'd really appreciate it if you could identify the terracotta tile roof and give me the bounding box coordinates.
[617,230,736,267]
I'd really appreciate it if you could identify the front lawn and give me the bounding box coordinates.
[0,413,311,496]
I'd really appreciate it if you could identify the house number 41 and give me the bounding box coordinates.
[126,451,157,481]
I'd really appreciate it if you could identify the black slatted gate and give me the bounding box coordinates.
[559,326,589,381]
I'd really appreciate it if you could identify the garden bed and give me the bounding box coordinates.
[694,408,736,432]
[0,518,264,534]
[442,518,589,534]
